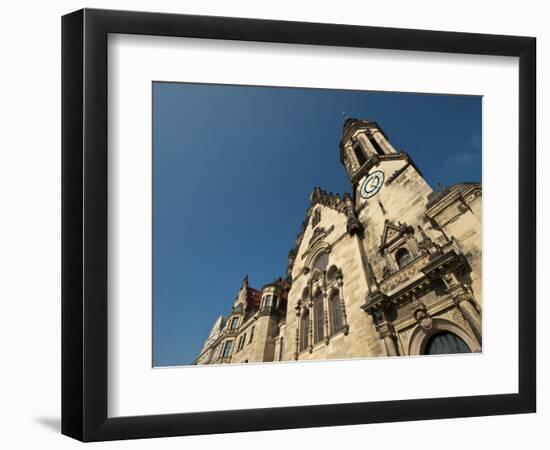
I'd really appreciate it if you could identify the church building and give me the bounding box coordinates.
[193,118,482,365]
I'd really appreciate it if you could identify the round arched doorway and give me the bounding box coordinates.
[423,331,471,355]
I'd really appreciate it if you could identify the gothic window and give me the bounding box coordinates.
[424,332,471,355]
[300,309,310,352]
[312,208,321,228]
[368,133,385,155]
[230,317,239,329]
[330,290,343,333]
[353,143,367,166]
[313,252,329,272]
[301,287,310,305]
[313,290,324,344]
[296,264,347,356]
[395,247,412,269]
[222,340,233,358]
[263,294,272,309]
[326,265,338,284]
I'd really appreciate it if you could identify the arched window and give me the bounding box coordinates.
[312,208,321,227]
[313,252,329,272]
[313,290,324,344]
[300,310,310,352]
[395,247,412,269]
[330,290,343,333]
[353,144,367,166]
[326,265,338,284]
[367,133,385,156]
[424,332,471,355]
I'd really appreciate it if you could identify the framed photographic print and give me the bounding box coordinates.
[61,8,536,442]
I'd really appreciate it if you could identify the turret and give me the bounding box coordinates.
[339,118,399,186]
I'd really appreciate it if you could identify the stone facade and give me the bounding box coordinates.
[193,118,482,365]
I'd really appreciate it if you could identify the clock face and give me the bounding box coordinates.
[360,170,385,199]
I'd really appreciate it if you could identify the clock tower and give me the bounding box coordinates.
[195,116,482,364]
[340,118,430,207]
[339,118,482,357]
[339,117,437,283]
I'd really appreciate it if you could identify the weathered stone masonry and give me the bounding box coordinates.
[193,118,482,365]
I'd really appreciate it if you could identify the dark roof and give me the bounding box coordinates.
[261,277,287,291]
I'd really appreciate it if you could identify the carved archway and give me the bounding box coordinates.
[408,317,480,356]
[303,241,332,272]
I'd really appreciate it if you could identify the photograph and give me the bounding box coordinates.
[0,1,541,447]
[152,83,483,367]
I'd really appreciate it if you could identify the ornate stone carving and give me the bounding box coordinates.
[343,192,363,236]
[379,220,414,252]
[449,307,466,326]
[398,327,414,353]
[411,298,433,330]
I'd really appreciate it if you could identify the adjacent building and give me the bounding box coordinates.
[193,118,482,365]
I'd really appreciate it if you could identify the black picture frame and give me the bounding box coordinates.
[61,8,536,442]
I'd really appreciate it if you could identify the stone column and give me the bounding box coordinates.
[456,297,482,343]
[383,332,399,357]
[379,322,399,356]
[345,144,359,172]
[357,134,378,159]
[308,313,313,353]
[294,327,299,360]
[383,252,396,273]
[322,273,330,343]
[337,278,349,335]
[406,234,420,257]
[372,129,398,154]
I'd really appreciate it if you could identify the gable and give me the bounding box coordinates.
[284,187,358,282]
[379,220,412,251]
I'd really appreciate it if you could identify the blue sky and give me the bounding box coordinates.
[152,82,481,366]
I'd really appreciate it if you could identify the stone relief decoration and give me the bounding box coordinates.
[410,298,433,331]
[463,185,482,205]
[307,225,334,247]
[303,241,332,273]
[343,192,363,236]
[397,326,414,355]
[379,220,410,249]
[378,220,419,277]
[437,306,468,330]
[362,217,482,358]
[416,225,443,258]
